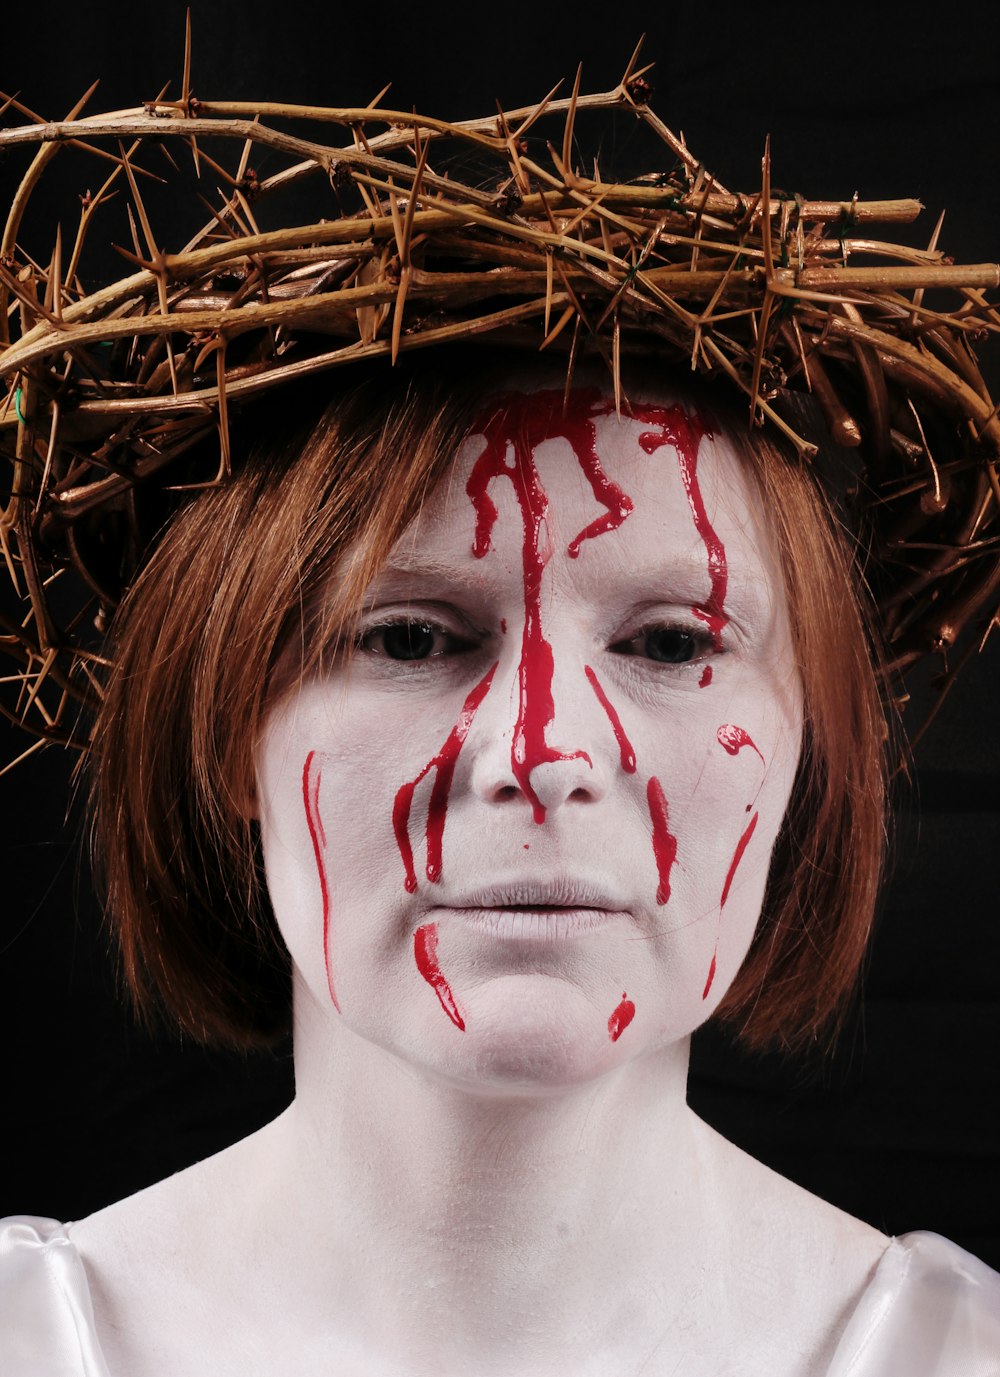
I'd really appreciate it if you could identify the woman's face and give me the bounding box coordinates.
[256,385,802,1089]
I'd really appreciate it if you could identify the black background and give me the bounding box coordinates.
[2,1,999,1268]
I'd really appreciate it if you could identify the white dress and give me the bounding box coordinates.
[2,1216,999,1374]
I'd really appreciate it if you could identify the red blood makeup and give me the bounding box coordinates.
[716,724,765,765]
[303,750,341,1012]
[608,992,636,1042]
[584,664,636,773]
[414,922,466,1030]
[393,664,498,892]
[702,728,766,998]
[646,777,678,906]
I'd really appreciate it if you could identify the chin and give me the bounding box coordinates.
[426,974,637,1093]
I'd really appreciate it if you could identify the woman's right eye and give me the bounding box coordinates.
[358,620,473,662]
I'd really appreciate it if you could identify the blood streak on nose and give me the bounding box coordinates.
[608,991,636,1042]
[584,664,637,773]
[414,922,466,1031]
[466,389,634,823]
[634,405,729,671]
[393,663,498,892]
[303,751,340,1012]
[716,724,765,766]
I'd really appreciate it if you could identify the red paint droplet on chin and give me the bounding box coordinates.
[414,922,466,1030]
[716,724,765,765]
[635,406,729,652]
[702,948,718,1000]
[608,991,636,1041]
[720,809,759,908]
[584,664,637,772]
[699,664,713,688]
[466,390,634,823]
[302,752,341,1013]
[646,776,678,905]
[393,664,498,891]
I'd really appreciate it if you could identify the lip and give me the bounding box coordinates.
[454,907,623,940]
[439,876,629,941]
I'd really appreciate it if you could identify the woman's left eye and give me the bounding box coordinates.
[359,620,473,662]
[610,625,709,665]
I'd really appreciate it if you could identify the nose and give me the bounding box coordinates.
[468,644,615,823]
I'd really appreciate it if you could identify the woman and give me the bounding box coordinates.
[2,63,999,1374]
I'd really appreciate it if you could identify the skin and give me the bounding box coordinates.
[258,387,803,1086]
[69,382,889,1377]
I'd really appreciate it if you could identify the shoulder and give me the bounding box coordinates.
[0,1215,109,1376]
[827,1231,1000,1376]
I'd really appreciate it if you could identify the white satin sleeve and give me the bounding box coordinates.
[827,1231,1000,1376]
[0,1217,111,1377]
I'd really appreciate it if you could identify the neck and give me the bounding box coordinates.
[243,999,730,1373]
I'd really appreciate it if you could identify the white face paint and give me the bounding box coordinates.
[256,386,802,1092]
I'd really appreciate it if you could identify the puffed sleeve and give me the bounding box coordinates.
[827,1231,1000,1376]
[0,1217,111,1377]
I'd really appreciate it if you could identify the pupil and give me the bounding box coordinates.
[646,628,695,663]
[384,622,436,660]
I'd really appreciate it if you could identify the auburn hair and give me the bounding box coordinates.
[88,349,888,1053]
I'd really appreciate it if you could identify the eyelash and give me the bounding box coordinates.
[357,617,717,669]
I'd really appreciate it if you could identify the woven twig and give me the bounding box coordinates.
[2,41,999,760]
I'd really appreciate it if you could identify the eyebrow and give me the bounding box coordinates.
[369,549,771,620]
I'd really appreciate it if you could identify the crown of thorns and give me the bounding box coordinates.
[2,37,999,768]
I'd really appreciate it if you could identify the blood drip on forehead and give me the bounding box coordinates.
[633,405,729,655]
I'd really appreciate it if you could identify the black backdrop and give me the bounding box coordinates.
[2,0,999,1269]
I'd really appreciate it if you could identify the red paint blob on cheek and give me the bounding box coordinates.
[646,776,678,905]
[703,951,718,1000]
[608,992,636,1041]
[393,664,498,891]
[414,922,466,1031]
[584,664,636,772]
[720,809,759,909]
[699,665,713,688]
[302,751,341,1013]
[716,724,765,765]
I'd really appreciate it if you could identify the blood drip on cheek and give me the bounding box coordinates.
[414,922,466,1031]
[393,664,497,892]
[716,724,765,765]
[608,992,636,1042]
[465,389,636,824]
[703,809,761,1000]
[646,776,678,905]
[302,751,341,1013]
[584,664,636,773]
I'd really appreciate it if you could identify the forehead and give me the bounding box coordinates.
[384,385,782,609]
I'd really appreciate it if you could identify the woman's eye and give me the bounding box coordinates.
[360,620,470,662]
[612,626,704,664]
